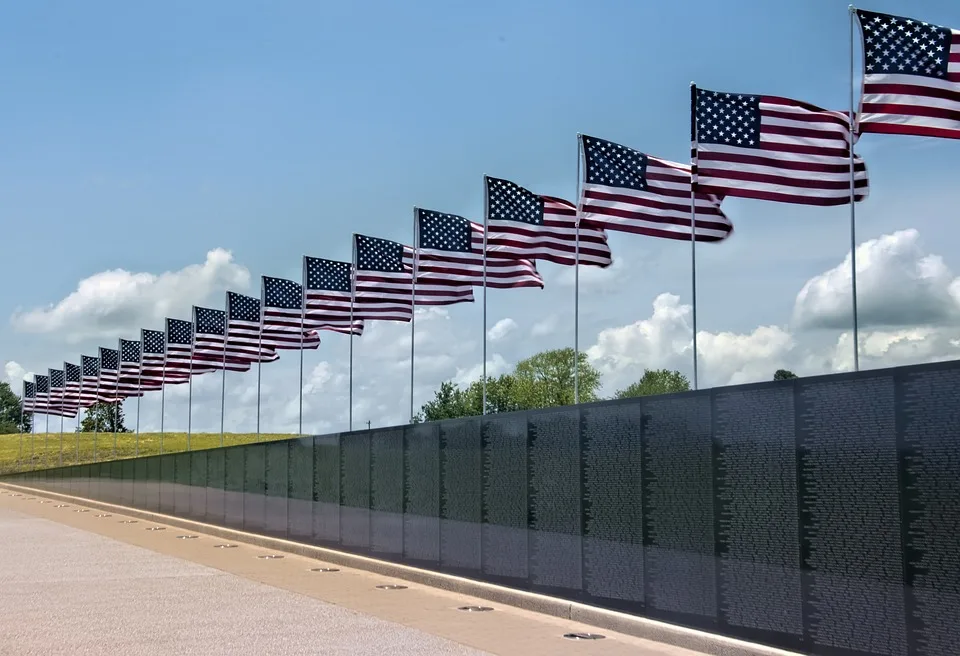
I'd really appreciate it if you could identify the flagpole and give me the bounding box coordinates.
[848,4,861,372]
[410,208,418,422]
[30,411,35,470]
[113,398,118,458]
[299,262,308,436]
[221,292,228,447]
[187,315,195,452]
[17,387,24,471]
[59,387,64,467]
[349,237,357,431]
[574,137,582,405]
[160,342,167,455]
[44,412,49,468]
[689,82,700,391]
[75,376,81,464]
[257,279,265,441]
[93,375,100,462]
[482,176,489,415]
[136,351,142,457]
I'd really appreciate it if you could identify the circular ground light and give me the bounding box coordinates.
[257,554,284,559]
[39,500,51,504]
[376,585,408,590]
[74,509,89,513]
[213,544,238,549]
[562,633,606,640]
[146,527,166,531]
[94,514,112,518]
[119,520,138,524]
[309,568,340,572]
[458,606,494,612]
[11,494,22,497]
[54,504,69,508]
[177,535,199,540]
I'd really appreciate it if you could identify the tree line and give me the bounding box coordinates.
[414,347,799,422]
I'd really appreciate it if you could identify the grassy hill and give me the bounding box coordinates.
[0,432,298,475]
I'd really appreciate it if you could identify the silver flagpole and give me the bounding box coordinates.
[93,373,100,462]
[349,237,357,431]
[848,4,861,372]
[113,396,118,458]
[298,264,307,436]
[221,292,228,447]
[59,383,64,467]
[187,314,195,452]
[136,346,142,457]
[481,176,489,414]
[410,208,418,421]
[574,136,582,405]
[257,279,265,441]
[44,411,49,468]
[17,387,24,471]
[689,82,700,391]
[75,375,81,464]
[160,333,167,455]
[30,410,35,470]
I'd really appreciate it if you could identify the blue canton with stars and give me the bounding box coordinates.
[305,257,352,292]
[695,89,762,148]
[99,348,119,371]
[356,234,405,272]
[228,292,261,321]
[166,318,193,345]
[582,135,649,192]
[417,210,472,252]
[858,10,952,79]
[81,355,100,377]
[65,363,81,383]
[195,306,226,335]
[263,276,303,309]
[35,375,49,394]
[142,329,165,354]
[120,339,141,363]
[49,369,64,389]
[23,381,35,399]
[485,177,544,225]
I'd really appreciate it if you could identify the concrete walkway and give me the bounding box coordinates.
[0,490,707,656]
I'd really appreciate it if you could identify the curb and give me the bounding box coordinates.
[0,482,801,656]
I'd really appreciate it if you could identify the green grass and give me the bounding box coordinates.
[0,432,299,475]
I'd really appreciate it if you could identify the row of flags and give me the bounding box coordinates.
[16,7,960,426]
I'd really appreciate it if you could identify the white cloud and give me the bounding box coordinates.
[531,315,557,337]
[793,229,960,331]
[3,361,32,389]
[487,318,517,341]
[10,248,251,343]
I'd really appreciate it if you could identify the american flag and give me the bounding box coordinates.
[34,374,50,414]
[141,328,180,387]
[856,9,960,140]
[226,292,281,362]
[165,318,218,378]
[47,368,74,418]
[22,380,36,414]
[483,177,613,268]
[354,234,475,322]
[693,87,870,206]
[415,209,544,289]
[578,134,733,242]
[193,306,254,371]
[117,339,146,397]
[261,277,322,350]
[79,355,100,408]
[64,362,82,413]
[97,348,121,402]
[303,257,365,335]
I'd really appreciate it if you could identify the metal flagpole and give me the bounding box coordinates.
[93,374,100,462]
[349,237,357,431]
[574,137,582,405]
[298,263,306,436]
[689,82,700,391]
[848,4,861,372]
[59,389,64,467]
[113,399,118,458]
[221,292,228,447]
[17,389,24,471]
[44,413,49,468]
[410,208,418,421]
[75,377,81,464]
[30,411,35,470]
[187,347,194,452]
[256,282,264,441]
[482,176,489,414]
[136,353,142,457]
[160,341,167,455]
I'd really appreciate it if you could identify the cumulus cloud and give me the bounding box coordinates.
[487,318,517,341]
[3,361,32,389]
[793,229,960,331]
[10,249,251,343]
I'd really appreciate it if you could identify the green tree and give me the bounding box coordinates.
[511,348,601,409]
[0,382,32,433]
[773,369,798,381]
[415,381,472,422]
[79,402,129,433]
[414,374,523,422]
[615,368,690,399]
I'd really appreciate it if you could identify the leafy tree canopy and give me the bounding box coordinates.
[79,402,129,433]
[773,369,799,381]
[0,382,31,433]
[615,368,690,399]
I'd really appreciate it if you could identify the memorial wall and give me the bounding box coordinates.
[7,358,960,656]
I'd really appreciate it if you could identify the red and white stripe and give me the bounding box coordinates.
[261,313,322,351]
[486,196,612,267]
[225,317,281,363]
[192,331,255,372]
[303,287,365,336]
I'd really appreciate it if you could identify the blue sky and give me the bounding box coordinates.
[3,0,960,431]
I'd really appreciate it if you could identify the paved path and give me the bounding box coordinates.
[0,490,707,656]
